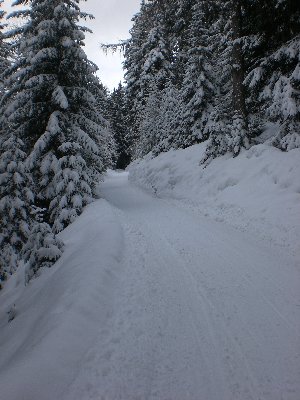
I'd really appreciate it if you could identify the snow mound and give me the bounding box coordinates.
[128,142,300,256]
[0,199,124,400]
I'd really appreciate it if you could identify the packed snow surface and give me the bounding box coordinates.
[0,144,300,400]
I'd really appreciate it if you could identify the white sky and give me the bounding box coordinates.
[2,0,141,91]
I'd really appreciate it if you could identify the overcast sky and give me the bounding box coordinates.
[3,0,141,91]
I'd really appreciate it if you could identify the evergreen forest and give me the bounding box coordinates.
[0,0,299,285]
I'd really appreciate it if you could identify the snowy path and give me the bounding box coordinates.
[65,171,300,400]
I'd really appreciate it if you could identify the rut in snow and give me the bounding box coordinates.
[66,171,300,400]
[0,171,299,400]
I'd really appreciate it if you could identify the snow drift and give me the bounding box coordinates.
[0,200,124,400]
[128,142,300,256]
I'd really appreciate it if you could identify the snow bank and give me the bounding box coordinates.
[0,199,124,400]
[128,142,300,256]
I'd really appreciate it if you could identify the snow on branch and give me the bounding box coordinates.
[100,40,129,55]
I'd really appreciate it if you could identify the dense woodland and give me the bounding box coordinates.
[0,0,299,286]
[121,0,300,160]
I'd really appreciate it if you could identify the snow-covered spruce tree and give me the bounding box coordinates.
[178,0,215,148]
[244,0,300,151]
[108,83,131,169]
[0,134,33,282]
[269,37,300,150]
[3,0,114,234]
[140,7,173,93]
[230,0,250,153]
[200,1,232,164]
[134,4,174,157]
[201,0,250,164]
[124,0,179,159]
[153,79,183,154]
[135,82,162,158]
[88,76,116,174]
[23,206,63,284]
[171,0,194,86]
[0,2,32,284]
[124,0,154,159]
[0,0,10,96]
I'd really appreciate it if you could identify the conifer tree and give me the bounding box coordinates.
[270,37,300,151]
[0,0,10,91]
[0,1,31,283]
[244,0,300,151]
[23,206,63,284]
[87,76,116,176]
[133,2,174,158]
[135,82,161,158]
[2,0,113,234]
[124,0,153,156]
[179,0,215,148]
[140,15,173,94]
[168,0,193,86]
[109,83,131,169]
[230,0,250,154]
[153,79,183,154]
[0,134,33,281]
[201,0,250,163]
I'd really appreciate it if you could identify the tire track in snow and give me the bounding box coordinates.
[137,200,300,400]
[125,215,264,400]
[66,171,300,400]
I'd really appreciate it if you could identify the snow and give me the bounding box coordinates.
[52,86,69,110]
[0,145,299,399]
[0,200,124,400]
[128,142,300,256]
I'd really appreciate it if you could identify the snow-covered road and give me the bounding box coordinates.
[66,171,300,400]
[1,170,299,400]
